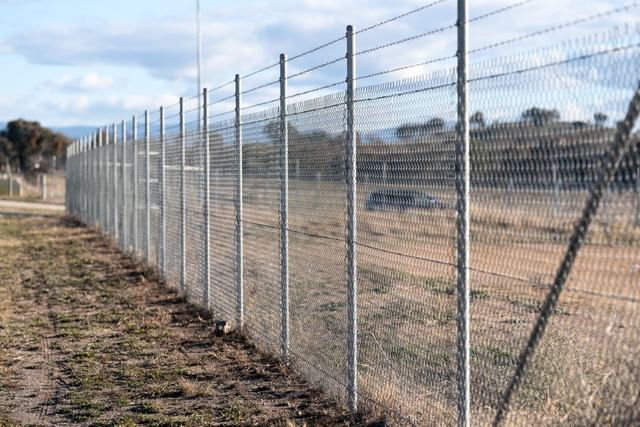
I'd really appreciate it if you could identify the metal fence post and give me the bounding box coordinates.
[235,74,244,332]
[82,136,87,217]
[203,89,211,310]
[133,116,138,256]
[87,134,92,223]
[346,25,358,413]
[98,129,103,229]
[456,0,471,425]
[145,111,151,264]
[122,121,127,252]
[113,123,118,243]
[180,97,186,292]
[105,126,110,234]
[160,107,166,281]
[91,132,100,228]
[279,53,290,363]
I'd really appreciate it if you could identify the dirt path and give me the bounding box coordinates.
[0,214,381,426]
[0,199,65,212]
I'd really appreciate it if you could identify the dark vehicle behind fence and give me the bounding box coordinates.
[365,188,449,212]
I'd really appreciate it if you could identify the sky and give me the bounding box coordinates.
[0,0,636,130]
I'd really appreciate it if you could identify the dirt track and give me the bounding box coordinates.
[0,214,381,426]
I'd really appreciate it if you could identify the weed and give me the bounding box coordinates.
[133,402,161,414]
[424,277,454,295]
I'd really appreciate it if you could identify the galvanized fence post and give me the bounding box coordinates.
[279,53,290,363]
[133,116,138,256]
[346,25,358,413]
[235,74,244,332]
[98,129,103,229]
[122,121,127,252]
[113,123,118,243]
[92,133,97,226]
[82,136,87,218]
[180,97,186,292]
[456,0,471,425]
[145,111,151,264]
[80,137,85,218]
[160,107,166,281]
[105,126,110,235]
[87,134,92,223]
[203,89,211,310]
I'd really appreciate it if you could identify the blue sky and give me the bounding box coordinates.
[0,0,635,128]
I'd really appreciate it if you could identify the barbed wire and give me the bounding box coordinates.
[241,61,280,80]
[208,79,236,93]
[287,56,346,81]
[241,79,280,96]
[286,80,346,100]
[469,0,540,23]
[285,101,345,118]
[241,98,280,111]
[287,36,346,62]
[207,94,236,107]
[209,110,236,119]
[357,23,457,56]
[357,0,451,34]
[470,2,639,54]
[355,55,456,81]
[470,41,638,83]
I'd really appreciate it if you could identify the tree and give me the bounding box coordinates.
[594,112,608,127]
[521,107,560,127]
[425,117,445,132]
[396,117,445,140]
[470,111,486,128]
[0,119,71,175]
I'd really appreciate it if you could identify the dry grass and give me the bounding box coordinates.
[0,214,384,426]
[234,181,640,425]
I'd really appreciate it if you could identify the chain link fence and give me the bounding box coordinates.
[66,16,640,426]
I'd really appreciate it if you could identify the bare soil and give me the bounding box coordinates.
[0,214,382,427]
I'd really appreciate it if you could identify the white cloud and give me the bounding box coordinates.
[39,73,114,92]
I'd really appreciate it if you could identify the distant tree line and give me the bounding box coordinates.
[238,107,638,190]
[0,119,71,176]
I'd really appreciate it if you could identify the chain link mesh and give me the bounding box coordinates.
[66,24,640,426]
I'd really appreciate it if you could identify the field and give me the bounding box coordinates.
[0,210,383,426]
[64,168,640,425]
[235,179,640,425]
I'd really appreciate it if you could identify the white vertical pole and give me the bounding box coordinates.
[279,53,290,363]
[90,135,94,224]
[105,126,110,234]
[98,129,103,229]
[122,121,127,251]
[133,116,138,256]
[203,89,211,310]
[180,98,186,292]
[235,74,244,332]
[346,24,358,413]
[456,0,471,424]
[42,173,47,201]
[160,107,166,281]
[145,110,151,264]
[196,0,202,130]
[113,123,118,242]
